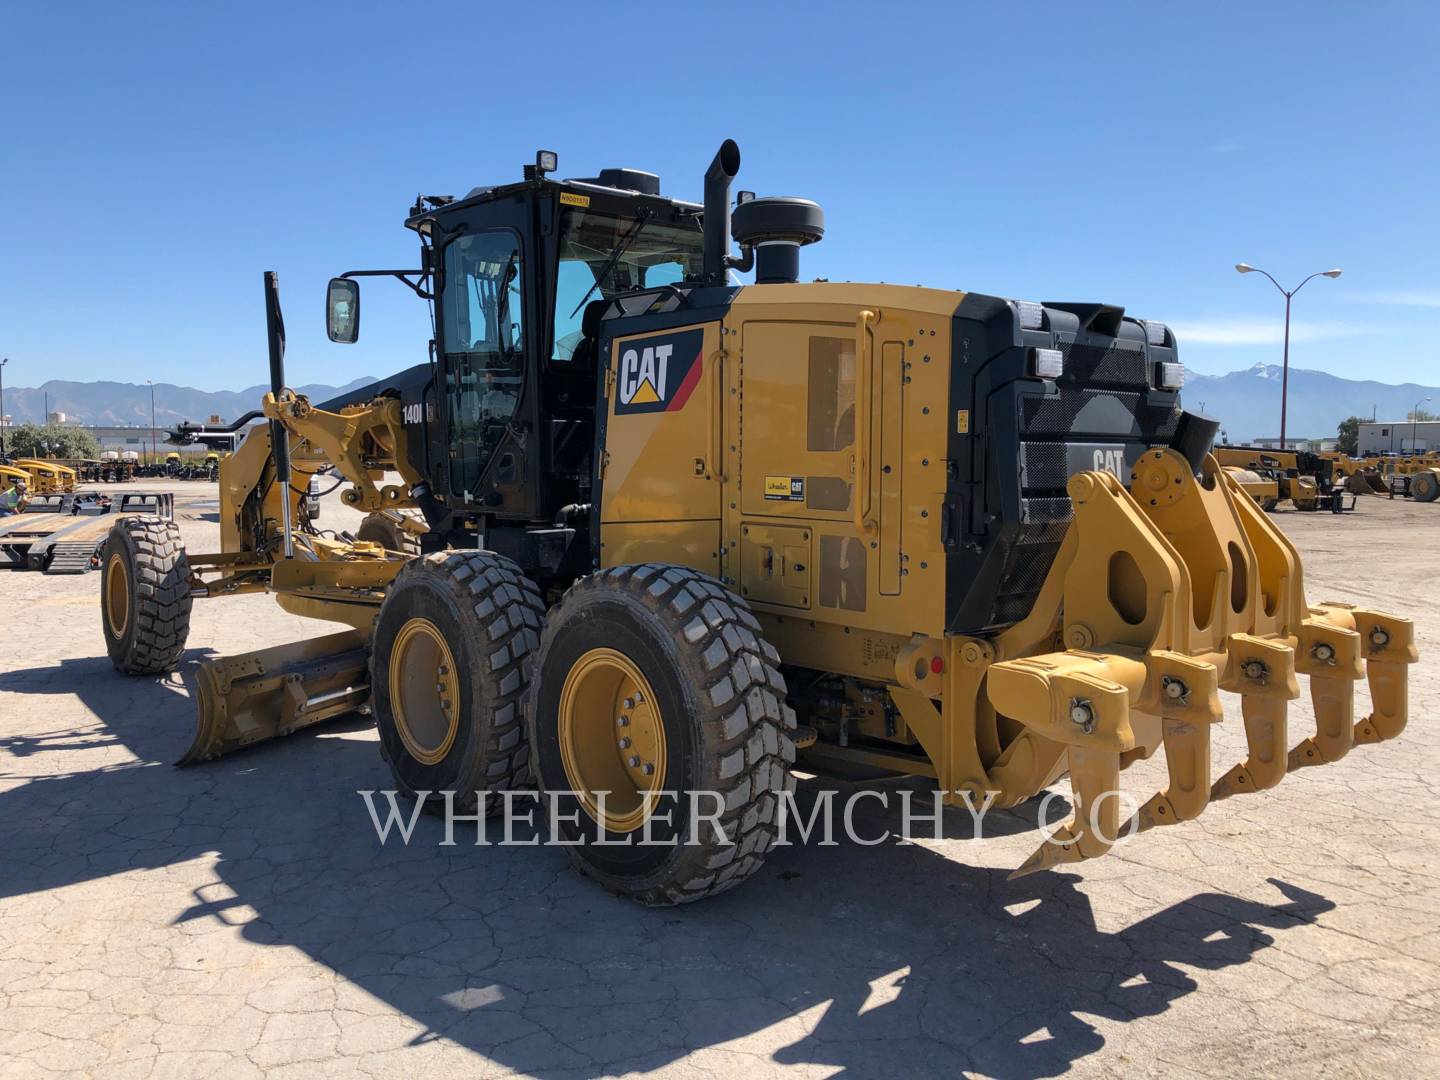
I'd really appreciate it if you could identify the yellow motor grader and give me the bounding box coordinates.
[98,142,1418,902]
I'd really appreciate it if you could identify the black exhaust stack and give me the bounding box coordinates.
[702,140,741,286]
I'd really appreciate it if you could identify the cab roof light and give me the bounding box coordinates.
[1143,320,1169,346]
[1157,361,1185,390]
[1017,300,1045,330]
[1033,347,1064,379]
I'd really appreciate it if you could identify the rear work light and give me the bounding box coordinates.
[1016,300,1045,330]
[1033,348,1064,379]
[1157,361,1185,390]
[1144,320,1169,346]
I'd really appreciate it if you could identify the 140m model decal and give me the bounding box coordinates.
[614,329,705,415]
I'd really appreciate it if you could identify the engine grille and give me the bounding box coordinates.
[1059,338,1149,386]
[1001,338,1177,627]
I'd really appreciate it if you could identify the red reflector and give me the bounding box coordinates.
[930,656,944,675]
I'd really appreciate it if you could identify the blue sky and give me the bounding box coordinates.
[2,1,1437,391]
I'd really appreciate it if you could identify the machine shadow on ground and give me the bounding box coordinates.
[0,657,1336,1078]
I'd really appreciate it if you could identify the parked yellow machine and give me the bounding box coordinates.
[14,458,78,494]
[1,462,32,499]
[1324,452,1440,501]
[1213,446,1352,511]
[1221,466,1279,511]
[98,143,1419,902]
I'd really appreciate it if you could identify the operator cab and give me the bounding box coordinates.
[325,152,706,569]
[328,153,705,554]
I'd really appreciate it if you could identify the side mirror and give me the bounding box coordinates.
[326,278,360,343]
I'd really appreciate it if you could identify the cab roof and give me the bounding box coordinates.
[404,174,701,238]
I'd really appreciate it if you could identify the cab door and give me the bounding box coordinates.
[433,196,543,518]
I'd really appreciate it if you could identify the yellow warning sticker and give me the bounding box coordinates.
[956,409,970,435]
[559,192,591,208]
[765,475,805,501]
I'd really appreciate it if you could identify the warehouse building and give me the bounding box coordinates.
[1249,436,1339,453]
[1358,420,1440,455]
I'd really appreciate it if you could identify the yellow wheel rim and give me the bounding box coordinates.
[389,618,460,765]
[558,647,667,833]
[105,553,129,639]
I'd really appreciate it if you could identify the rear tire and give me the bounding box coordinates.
[100,517,192,675]
[528,564,796,906]
[371,551,544,810]
[356,511,423,558]
[1412,470,1440,503]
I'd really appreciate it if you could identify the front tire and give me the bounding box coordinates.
[1412,470,1440,503]
[100,517,192,675]
[529,564,796,905]
[356,510,422,558]
[371,551,544,809]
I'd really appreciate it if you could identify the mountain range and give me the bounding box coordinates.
[1184,364,1439,442]
[1,364,1435,443]
[0,377,380,429]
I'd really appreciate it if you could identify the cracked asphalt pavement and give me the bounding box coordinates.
[1,482,1437,1078]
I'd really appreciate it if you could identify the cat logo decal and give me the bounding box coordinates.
[614,329,704,416]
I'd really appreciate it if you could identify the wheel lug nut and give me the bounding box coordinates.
[628,755,641,768]
[623,697,635,710]
[617,715,630,727]
[642,762,655,776]
[618,737,631,750]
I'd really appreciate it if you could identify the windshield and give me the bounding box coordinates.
[551,207,704,361]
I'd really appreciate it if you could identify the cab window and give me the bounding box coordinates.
[441,230,524,497]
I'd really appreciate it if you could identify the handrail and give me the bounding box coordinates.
[853,309,878,536]
[707,349,727,481]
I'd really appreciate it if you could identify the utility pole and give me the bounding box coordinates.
[1235,263,1343,450]
[148,380,157,466]
[1413,397,1431,455]
[0,357,7,454]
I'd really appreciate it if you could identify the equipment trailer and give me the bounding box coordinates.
[2,492,174,573]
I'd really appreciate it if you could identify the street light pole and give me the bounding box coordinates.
[148,380,156,467]
[1413,397,1431,455]
[0,357,7,455]
[1235,263,1343,451]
